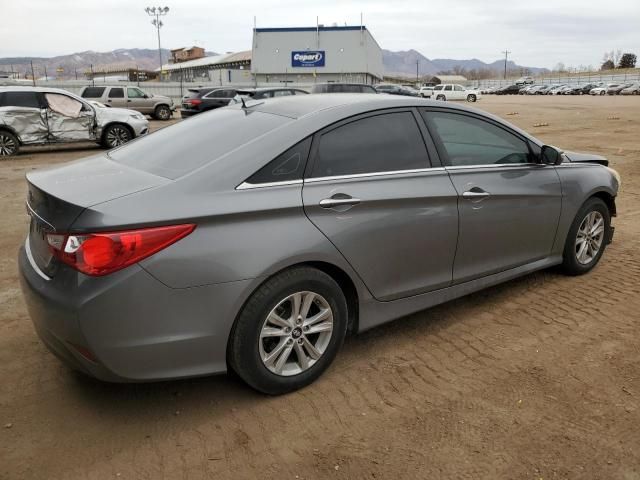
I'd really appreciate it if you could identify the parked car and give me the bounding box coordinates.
[495,84,521,95]
[80,85,175,120]
[419,86,435,98]
[235,87,308,100]
[590,84,617,95]
[546,85,568,95]
[518,85,535,94]
[620,83,640,95]
[19,94,619,394]
[530,85,550,95]
[515,76,534,85]
[572,83,600,95]
[0,86,148,156]
[310,83,377,94]
[432,84,480,102]
[180,87,239,117]
[375,84,420,96]
[608,83,632,95]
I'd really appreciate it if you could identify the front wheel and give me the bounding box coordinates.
[600,90,606,96]
[436,94,446,101]
[101,124,132,149]
[154,105,172,121]
[228,267,348,394]
[561,197,610,275]
[0,130,19,157]
[467,94,477,102]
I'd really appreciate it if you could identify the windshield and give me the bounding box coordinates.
[109,108,291,179]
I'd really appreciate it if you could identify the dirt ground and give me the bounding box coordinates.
[1,96,639,480]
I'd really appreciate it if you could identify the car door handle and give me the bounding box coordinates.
[319,196,361,208]
[462,189,490,199]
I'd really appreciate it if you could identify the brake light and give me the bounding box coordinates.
[46,224,195,276]
[187,99,202,106]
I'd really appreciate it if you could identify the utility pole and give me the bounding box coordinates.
[416,59,419,84]
[502,49,511,80]
[145,6,170,80]
[44,65,48,82]
[30,60,36,86]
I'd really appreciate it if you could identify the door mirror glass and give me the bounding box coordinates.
[540,145,563,165]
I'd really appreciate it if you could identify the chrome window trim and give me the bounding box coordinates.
[445,163,541,170]
[304,167,446,184]
[236,179,303,190]
[25,238,51,281]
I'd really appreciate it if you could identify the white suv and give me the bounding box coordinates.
[432,84,480,102]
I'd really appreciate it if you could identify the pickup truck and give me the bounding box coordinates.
[80,85,176,120]
[431,84,480,102]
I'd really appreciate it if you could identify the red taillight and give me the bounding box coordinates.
[187,99,202,106]
[47,224,195,276]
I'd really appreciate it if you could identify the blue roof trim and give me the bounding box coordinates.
[255,26,367,33]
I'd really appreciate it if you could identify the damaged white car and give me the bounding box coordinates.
[0,87,149,156]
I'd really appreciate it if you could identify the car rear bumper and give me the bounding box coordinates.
[19,239,254,382]
[179,109,199,118]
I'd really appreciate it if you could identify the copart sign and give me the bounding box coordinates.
[291,51,325,67]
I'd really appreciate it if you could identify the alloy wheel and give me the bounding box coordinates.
[259,291,334,376]
[0,133,17,156]
[575,211,605,265]
[106,126,130,147]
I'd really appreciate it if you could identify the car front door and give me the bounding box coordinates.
[106,87,126,108]
[421,108,562,284]
[302,109,459,301]
[452,85,466,100]
[127,87,151,114]
[43,93,96,142]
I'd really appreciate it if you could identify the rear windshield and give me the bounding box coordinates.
[108,108,291,179]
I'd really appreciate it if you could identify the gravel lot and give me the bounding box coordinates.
[1,96,639,479]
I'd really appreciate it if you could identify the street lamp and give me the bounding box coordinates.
[145,6,170,79]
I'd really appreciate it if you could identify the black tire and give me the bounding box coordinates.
[101,124,132,149]
[0,130,19,157]
[154,105,171,120]
[561,197,610,276]
[600,90,606,96]
[228,267,348,395]
[467,94,477,102]
[436,94,446,101]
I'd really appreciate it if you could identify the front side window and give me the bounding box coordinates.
[108,88,124,98]
[433,85,444,91]
[423,111,532,167]
[311,112,429,178]
[273,90,293,97]
[127,88,145,98]
[444,85,453,91]
[246,137,312,185]
[0,92,41,108]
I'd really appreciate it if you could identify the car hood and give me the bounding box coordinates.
[563,150,608,166]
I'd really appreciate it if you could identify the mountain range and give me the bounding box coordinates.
[0,48,547,80]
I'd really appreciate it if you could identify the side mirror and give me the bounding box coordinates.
[540,145,563,165]
[143,94,149,99]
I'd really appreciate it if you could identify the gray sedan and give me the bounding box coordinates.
[19,94,619,394]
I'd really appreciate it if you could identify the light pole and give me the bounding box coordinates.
[502,49,511,80]
[145,6,170,79]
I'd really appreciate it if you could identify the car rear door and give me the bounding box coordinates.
[421,108,562,284]
[106,87,126,108]
[302,109,459,301]
[0,91,48,144]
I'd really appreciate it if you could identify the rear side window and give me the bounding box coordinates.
[81,87,106,98]
[273,90,293,97]
[108,88,124,98]
[311,112,429,178]
[246,137,311,185]
[0,91,41,108]
[423,111,531,167]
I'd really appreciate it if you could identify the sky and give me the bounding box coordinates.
[1,0,638,69]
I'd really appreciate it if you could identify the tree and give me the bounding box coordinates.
[618,53,637,69]
[553,62,566,73]
[601,59,615,71]
[614,49,623,66]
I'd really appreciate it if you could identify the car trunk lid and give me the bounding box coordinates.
[25,154,170,277]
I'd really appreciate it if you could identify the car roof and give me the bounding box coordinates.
[0,86,77,94]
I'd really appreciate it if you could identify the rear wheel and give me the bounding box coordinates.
[467,94,477,102]
[561,197,610,275]
[154,105,171,121]
[0,130,19,157]
[228,267,348,395]
[101,124,132,149]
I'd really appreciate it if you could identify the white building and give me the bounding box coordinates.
[251,25,383,85]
